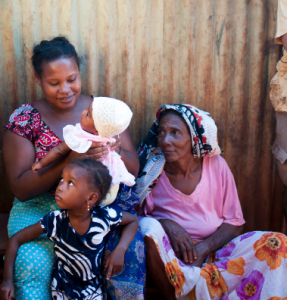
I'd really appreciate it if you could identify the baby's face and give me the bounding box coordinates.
[81,102,98,134]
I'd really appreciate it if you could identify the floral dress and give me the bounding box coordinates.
[5,104,145,300]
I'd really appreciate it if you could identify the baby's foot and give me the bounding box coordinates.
[32,162,42,173]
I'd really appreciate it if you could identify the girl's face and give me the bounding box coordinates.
[81,102,98,134]
[37,57,82,111]
[55,164,98,211]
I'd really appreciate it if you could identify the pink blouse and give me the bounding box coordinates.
[141,155,245,241]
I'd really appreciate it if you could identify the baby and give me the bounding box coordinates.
[32,97,135,205]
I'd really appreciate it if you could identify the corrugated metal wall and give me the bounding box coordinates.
[0,0,284,233]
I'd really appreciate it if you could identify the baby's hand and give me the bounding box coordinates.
[104,247,125,280]
[0,279,14,300]
[32,161,42,173]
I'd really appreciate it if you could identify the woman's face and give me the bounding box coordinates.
[157,113,192,162]
[37,57,81,111]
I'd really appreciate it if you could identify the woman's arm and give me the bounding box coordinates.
[3,130,73,201]
[109,127,140,178]
[105,212,139,279]
[159,218,243,266]
[4,131,103,201]
[0,222,43,299]
[159,219,198,264]
[191,223,243,267]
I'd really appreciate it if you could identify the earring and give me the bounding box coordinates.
[87,202,90,211]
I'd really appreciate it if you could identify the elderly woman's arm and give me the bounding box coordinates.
[191,222,243,267]
[159,219,198,264]
[160,218,243,267]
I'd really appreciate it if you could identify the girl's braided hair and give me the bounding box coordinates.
[32,36,80,75]
[70,158,112,202]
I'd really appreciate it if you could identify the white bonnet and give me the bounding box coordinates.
[92,97,133,138]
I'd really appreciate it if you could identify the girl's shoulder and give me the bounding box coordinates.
[92,206,122,227]
[40,209,67,238]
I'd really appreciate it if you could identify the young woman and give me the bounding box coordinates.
[4,37,144,299]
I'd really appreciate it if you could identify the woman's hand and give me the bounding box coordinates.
[159,219,197,264]
[0,279,14,300]
[108,135,121,153]
[67,142,108,162]
[191,223,244,268]
[191,242,209,267]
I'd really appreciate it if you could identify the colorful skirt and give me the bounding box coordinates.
[140,217,287,300]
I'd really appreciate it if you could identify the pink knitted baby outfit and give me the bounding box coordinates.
[63,123,135,187]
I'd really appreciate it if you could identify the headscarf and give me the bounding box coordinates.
[136,104,221,206]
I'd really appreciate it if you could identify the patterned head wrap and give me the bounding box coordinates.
[136,104,221,205]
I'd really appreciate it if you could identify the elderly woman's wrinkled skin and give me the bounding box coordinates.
[144,112,243,300]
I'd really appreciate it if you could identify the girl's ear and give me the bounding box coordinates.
[88,192,99,207]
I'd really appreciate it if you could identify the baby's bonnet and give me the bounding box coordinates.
[92,97,133,138]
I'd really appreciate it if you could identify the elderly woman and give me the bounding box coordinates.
[4,37,145,300]
[137,104,287,300]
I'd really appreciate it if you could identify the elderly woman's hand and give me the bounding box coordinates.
[190,242,209,267]
[159,219,197,264]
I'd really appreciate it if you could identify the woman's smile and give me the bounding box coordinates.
[57,94,74,101]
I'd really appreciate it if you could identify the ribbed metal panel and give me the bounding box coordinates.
[0,0,283,232]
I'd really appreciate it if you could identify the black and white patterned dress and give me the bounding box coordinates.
[40,206,122,300]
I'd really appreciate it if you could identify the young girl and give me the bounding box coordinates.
[32,97,135,205]
[0,159,139,300]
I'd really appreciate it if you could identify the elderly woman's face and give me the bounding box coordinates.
[37,57,81,111]
[158,113,192,162]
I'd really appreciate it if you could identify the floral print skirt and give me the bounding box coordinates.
[140,217,287,300]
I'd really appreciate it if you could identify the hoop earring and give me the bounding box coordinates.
[87,202,90,211]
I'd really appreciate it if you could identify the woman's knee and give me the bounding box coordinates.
[14,239,54,281]
[139,217,165,237]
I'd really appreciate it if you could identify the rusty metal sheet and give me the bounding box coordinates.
[0,0,284,232]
